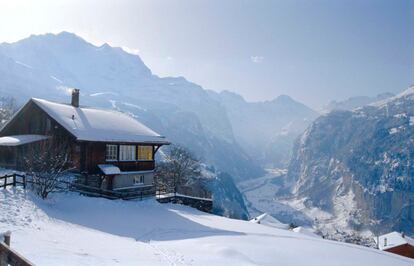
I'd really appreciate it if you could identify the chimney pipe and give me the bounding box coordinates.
[71,89,80,107]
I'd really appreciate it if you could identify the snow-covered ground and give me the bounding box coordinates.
[1,188,413,266]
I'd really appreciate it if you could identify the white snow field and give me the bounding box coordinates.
[0,188,413,266]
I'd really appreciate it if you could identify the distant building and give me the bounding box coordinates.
[376,232,414,259]
[0,89,170,196]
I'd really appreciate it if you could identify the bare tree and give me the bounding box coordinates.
[155,145,202,196]
[24,137,73,199]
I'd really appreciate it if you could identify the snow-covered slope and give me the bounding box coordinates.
[1,188,412,266]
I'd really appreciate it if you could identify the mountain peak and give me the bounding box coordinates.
[273,94,294,103]
[219,90,246,103]
[56,31,82,39]
[24,31,88,45]
[0,31,153,92]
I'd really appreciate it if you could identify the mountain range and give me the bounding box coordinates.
[0,32,317,179]
[0,32,320,220]
[322,93,395,113]
[209,90,318,168]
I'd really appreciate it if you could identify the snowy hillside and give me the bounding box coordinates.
[1,188,413,266]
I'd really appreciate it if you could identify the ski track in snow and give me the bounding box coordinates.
[148,243,190,266]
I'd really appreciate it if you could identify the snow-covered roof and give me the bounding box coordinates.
[98,164,155,175]
[98,164,121,175]
[0,134,49,146]
[250,213,289,229]
[376,232,414,250]
[31,98,169,144]
[292,226,321,238]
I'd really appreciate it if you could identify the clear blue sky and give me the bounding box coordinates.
[0,0,412,108]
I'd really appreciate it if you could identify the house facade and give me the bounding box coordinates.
[0,89,169,193]
[376,232,414,259]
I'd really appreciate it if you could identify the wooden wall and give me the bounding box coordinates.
[0,101,72,140]
[0,101,77,171]
[385,244,414,259]
[82,142,155,174]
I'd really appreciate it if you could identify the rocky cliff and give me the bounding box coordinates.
[285,86,414,236]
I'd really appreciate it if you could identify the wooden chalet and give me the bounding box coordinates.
[376,232,414,259]
[0,89,170,195]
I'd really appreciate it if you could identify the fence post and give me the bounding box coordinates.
[23,175,26,189]
[3,176,6,189]
[3,231,11,246]
[13,174,16,187]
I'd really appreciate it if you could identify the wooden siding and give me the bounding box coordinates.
[0,101,76,171]
[385,244,414,259]
[80,142,155,174]
[0,100,72,140]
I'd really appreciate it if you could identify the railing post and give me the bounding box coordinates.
[23,175,26,189]
[0,246,6,266]
[13,174,16,187]
[3,176,6,189]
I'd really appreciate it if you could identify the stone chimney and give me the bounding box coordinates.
[71,89,80,107]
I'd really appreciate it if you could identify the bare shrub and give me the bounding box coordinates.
[24,137,73,199]
[155,145,203,196]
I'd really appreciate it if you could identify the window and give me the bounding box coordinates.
[119,145,136,161]
[137,145,153,161]
[133,175,145,185]
[106,144,118,161]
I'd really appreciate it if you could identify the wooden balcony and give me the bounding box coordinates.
[110,160,155,172]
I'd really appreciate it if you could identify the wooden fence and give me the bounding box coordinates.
[69,182,155,200]
[156,193,213,213]
[0,174,26,190]
[0,231,34,266]
[0,174,212,206]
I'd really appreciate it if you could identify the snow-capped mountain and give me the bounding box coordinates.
[284,85,414,238]
[209,90,318,168]
[0,32,318,178]
[0,32,265,181]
